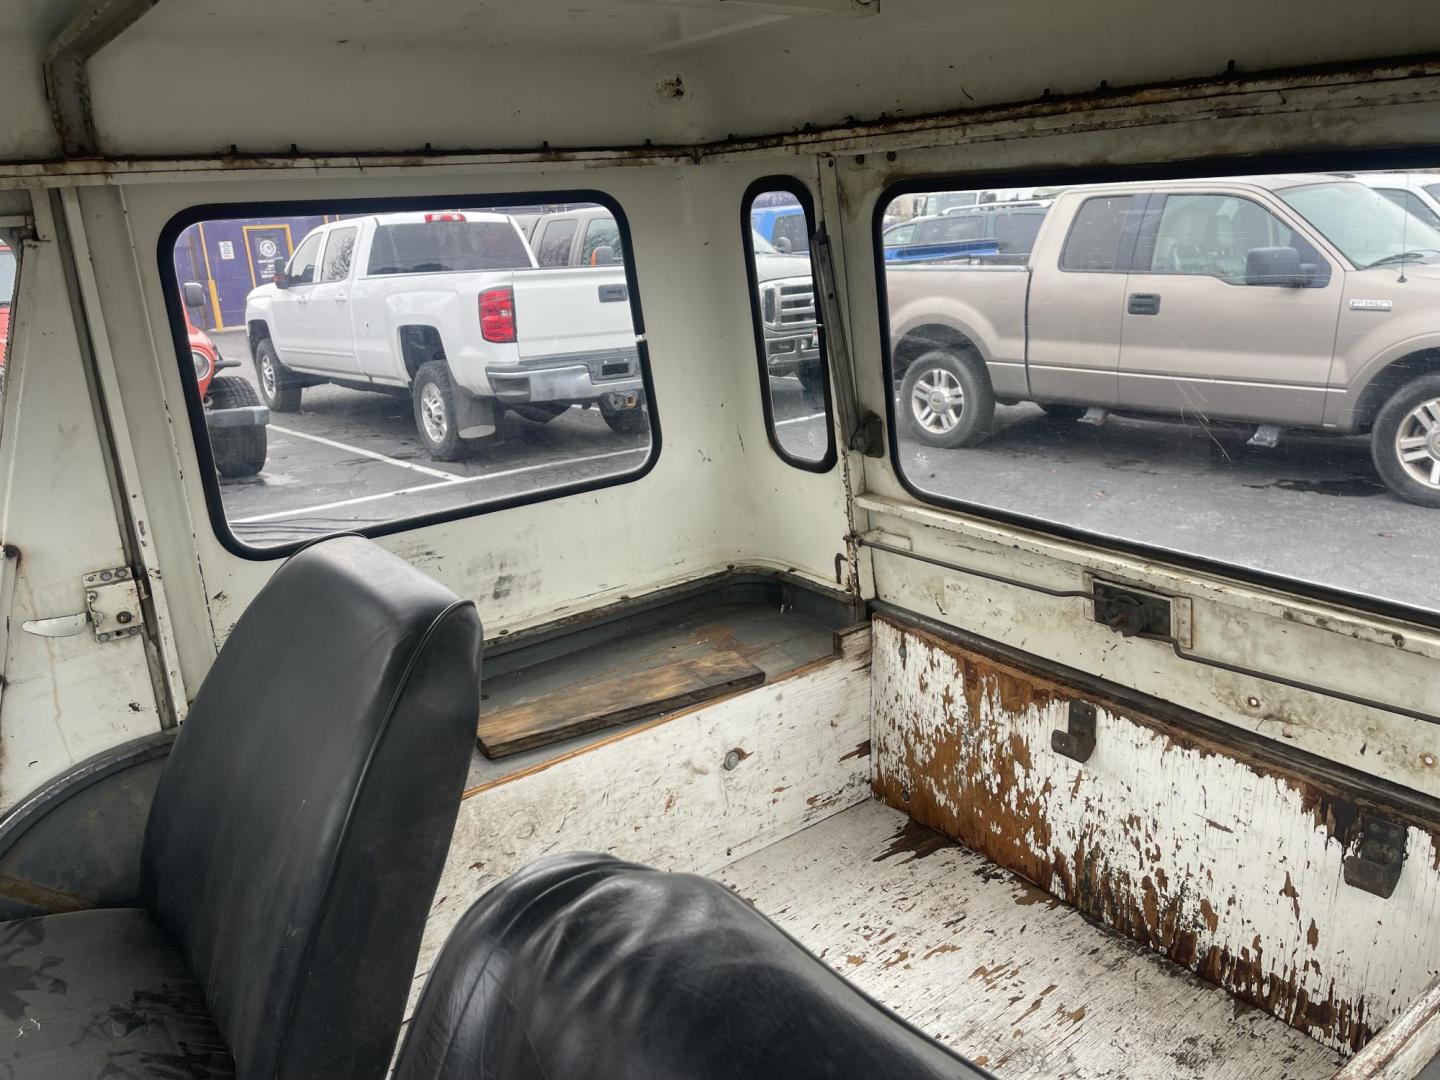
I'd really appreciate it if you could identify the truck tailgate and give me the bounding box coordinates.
[511,268,636,360]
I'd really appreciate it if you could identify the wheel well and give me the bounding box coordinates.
[247,319,270,353]
[1353,349,1440,432]
[398,325,445,381]
[892,324,982,382]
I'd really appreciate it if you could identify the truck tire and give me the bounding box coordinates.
[1371,373,1440,508]
[412,360,473,461]
[600,396,648,436]
[1039,403,1086,420]
[206,376,267,478]
[798,361,826,400]
[899,348,994,449]
[254,337,302,412]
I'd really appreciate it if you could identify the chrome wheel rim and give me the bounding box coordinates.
[420,382,448,444]
[1395,397,1440,489]
[910,368,965,434]
[260,353,277,399]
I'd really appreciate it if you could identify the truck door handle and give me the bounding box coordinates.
[1127,293,1161,315]
[333,293,347,303]
[598,284,628,303]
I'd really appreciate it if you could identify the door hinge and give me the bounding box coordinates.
[21,566,146,644]
[1343,814,1408,899]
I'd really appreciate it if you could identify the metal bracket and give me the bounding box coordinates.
[22,566,144,644]
[1343,815,1408,899]
[1051,701,1097,763]
[811,224,883,458]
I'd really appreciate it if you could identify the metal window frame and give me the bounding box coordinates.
[156,188,661,561]
[740,175,838,474]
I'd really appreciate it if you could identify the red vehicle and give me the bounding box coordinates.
[183,283,268,477]
[1,241,14,370]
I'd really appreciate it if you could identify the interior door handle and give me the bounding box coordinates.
[1128,293,1161,315]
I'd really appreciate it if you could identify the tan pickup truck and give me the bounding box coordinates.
[887,174,1440,506]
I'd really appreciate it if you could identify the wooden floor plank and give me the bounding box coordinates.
[716,800,1345,1080]
[477,651,765,757]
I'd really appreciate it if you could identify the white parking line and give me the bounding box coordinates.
[269,425,463,480]
[775,411,827,427]
[231,446,649,524]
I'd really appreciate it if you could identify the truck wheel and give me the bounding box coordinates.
[412,360,473,461]
[255,337,302,412]
[206,376,267,478]
[798,361,826,401]
[1040,403,1086,420]
[899,348,994,449]
[1371,373,1440,508]
[600,396,649,436]
[509,403,569,424]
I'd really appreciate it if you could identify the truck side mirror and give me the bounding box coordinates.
[182,281,207,310]
[1245,246,1308,287]
[273,270,293,289]
[774,236,793,254]
[591,245,616,266]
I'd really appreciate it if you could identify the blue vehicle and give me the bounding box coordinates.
[882,203,1049,262]
[750,204,809,253]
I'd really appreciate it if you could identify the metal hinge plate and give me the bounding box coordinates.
[83,567,144,643]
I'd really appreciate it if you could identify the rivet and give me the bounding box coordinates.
[117,612,133,625]
[723,750,742,771]
[1245,696,1261,709]
[1422,752,1437,769]
[99,571,112,582]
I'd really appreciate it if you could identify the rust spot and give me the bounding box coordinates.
[1307,920,1319,949]
[922,942,960,960]
[881,949,911,969]
[1205,818,1234,833]
[1199,898,1219,933]
[1058,1005,1087,1024]
[840,739,872,762]
[874,820,954,864]
[1280,873,1301,922]
[663,792,676,813]
[845,955,865,967]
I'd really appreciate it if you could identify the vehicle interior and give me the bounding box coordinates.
[1,1,1439,1077]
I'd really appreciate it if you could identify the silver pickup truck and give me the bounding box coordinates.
[887,175,1440,506]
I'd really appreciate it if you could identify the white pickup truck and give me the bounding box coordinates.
[244,210,646,460]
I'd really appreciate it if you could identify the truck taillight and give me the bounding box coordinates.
[479,287,516,343]
[425,212,466,223]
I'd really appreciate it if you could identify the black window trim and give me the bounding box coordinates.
[740,175,838,474]
[873,147,1440,630]
[158,188,660,561]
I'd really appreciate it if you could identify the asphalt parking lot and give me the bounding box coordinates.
[894,403,1440,615]
[205,328,1437,614]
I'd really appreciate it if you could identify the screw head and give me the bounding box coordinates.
[1422,752,1437,769]
[97,632,110,642]
[723,750,742,771]
[117,611,133,625]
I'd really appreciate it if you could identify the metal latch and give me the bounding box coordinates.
[1092,581,1173,638]
[1343,815,1408,899]
[21,567,145,644]
[1051,700,1097,763]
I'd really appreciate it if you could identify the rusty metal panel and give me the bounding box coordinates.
[871,614,1440,1054]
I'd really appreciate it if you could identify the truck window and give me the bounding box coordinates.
[1059,195,1134,271]
[164,196,655,555]
[1141,194,1317,282]
[772,212,809,255]
[366,220,531,275]
[879,169,1440,618]
[1374,187,1440,231]
[286,232,323,285]
[535,220,579,267]
[320,226,358,283]
[742,180,835,472]
[580,215,624,266]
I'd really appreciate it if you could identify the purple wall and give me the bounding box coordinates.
[174,215,327,330]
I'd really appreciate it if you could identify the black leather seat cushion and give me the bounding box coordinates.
[0,908,234,1079]
[394,852,989,1080]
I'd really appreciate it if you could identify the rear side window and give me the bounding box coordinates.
[320,226,357,283]
[741,179,836,472]
[1059,195,1133,271]
[994,209,1044,254]
[581,215,624,266]
[535,220,578,267]
[1375,188,1440,230]
[162,194,657,557]
[366,219,531,276]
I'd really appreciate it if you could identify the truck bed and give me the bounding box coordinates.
[716,799,1344,1080]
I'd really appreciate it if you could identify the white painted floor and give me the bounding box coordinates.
[716,799,1345,1080]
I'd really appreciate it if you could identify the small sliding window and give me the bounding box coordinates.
[742,178,836,471]
[160,192,657,557]
[876,165,1440,620]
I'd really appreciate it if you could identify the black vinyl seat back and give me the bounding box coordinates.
[394,852,989,1080]
[141,536,482,1080]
